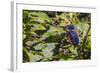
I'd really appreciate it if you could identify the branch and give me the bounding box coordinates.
[79,23,91,58]
[82,23,91,49]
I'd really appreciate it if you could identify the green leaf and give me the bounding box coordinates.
[60,13,67,20]
[25,41,33,47]
[33,43,47,50]
[32,24,46,31]
[59,20,67,26]
[41,43,56,59]
[42,47,53,58]
[69,46,78,56]
[42,31,57,38]
[42,25,65,38]
[80,23,89,32]
[23,48,43,62]
[57,28,66,35]
[23,48,30,62]
[30,30,37,35]
[47,43,56,51]
[41,26,58,38]
[32,54,43,62]
[86,36,91,49]
[30,12,51,23]
[23,34,26,39]
[23,11,30,24]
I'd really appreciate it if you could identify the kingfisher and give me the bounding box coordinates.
[66,25,79,48]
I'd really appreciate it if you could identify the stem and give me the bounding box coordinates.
[83,24,91,49]
[79,23,91,59]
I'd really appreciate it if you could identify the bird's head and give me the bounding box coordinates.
[66,25,75,31]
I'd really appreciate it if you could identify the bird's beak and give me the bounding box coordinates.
[66,29,69,32]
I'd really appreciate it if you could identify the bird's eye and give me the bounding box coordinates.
[72,30,74,31]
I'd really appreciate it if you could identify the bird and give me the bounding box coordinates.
[66,25,79,48]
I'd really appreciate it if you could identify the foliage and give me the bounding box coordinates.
[23,10,91,62]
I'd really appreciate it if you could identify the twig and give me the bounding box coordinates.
[83,23,91,49]
[79,23,91,58]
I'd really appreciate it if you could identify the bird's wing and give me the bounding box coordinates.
[69,31,79,46]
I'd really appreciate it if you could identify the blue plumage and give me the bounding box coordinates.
[66,25,79,48]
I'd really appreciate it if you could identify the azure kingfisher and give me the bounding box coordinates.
[66,25,79,48]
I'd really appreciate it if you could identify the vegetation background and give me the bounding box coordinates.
[23,10,91,63]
